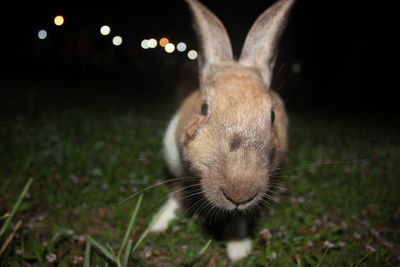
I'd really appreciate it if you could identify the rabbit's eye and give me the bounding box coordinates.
[271,110,275,125]
[201,103,208,116]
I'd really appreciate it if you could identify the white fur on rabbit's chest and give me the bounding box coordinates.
[163,113,184,177]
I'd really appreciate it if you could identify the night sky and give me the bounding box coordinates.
[2,0,398,115]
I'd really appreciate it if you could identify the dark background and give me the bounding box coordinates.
[1,0,398,117]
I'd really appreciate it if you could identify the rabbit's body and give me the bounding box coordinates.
[150,0,295,261]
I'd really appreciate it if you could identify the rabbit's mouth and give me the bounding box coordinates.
[221,190,259,210]
[221,190,261,211]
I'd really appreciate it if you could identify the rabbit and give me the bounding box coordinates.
[150,0,294,262]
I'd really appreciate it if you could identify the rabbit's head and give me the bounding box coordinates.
[180,0,293,211]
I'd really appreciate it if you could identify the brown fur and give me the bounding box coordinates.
[167,0,294,216]
[173,64,288,210]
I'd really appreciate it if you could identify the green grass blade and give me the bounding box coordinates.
[0,213,10,221]
[198,239,212,256]
[84,238,91,267]
[0,178,33,236]
[131,198,168,255]
[316,248,329,267]
[130,222,151,255]
[131,231,147,256]
[118,194,143,258]
[122,239,133,267]
[105,243,121,267]
[87,236,115,262]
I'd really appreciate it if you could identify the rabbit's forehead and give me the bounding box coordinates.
[210,76,272,122]
[206,70,272,109]
[203,99,273,151]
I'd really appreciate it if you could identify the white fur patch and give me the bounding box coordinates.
[163,113,184,177]
[149,196,179,232]
[227,238,252,262]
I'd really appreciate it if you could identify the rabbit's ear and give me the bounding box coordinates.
[186,0,234,83]
[239,0,295,89]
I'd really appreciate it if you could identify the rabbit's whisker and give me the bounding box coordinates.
[276,159,370,173]
[119,176,200,205]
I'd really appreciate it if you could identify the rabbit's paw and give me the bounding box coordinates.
[149,196,179,232]
[227,238,252,262]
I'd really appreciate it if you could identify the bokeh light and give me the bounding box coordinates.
[291,62,302,74]
[177,42,187,52]
[148,38,157,48]
[187,50,198,60]
[159,37,169,47]
[165,43,175,53]
[141,39,149,49]
[54,15,64,26]
[100,25,111,36]
[112,36,122,46]
[38,30,47,40]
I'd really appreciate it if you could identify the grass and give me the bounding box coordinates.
[0,89,399,266]
[84,194,144,267]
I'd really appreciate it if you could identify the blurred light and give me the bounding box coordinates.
[38,30,47,40]
[148,38,157,48]
[187,50,198,60]
[112,36,122,46]
[291,62,301,74]
[100,25,111,36]
[54,15,64,26]
[141,39,149,49]
[159,37,169,47]
[177,42,187,52]
[165,43,175,53]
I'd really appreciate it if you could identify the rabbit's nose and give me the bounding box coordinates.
[222,189,257,206]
